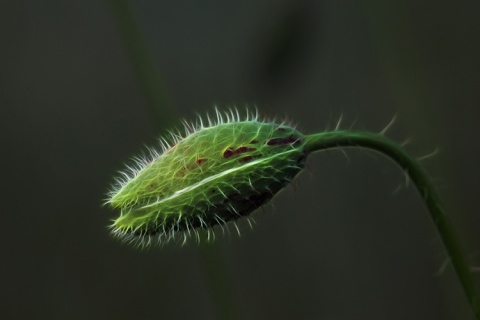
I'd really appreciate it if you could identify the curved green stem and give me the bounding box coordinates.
[305,131,479,319]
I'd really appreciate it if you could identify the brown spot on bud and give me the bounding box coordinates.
[224,146,257,158]
[223,148,234,158]
[235,146,256,155]
[239,156,252,163]
[196,157,207,165]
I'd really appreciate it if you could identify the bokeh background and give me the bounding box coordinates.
[1,1,479,319]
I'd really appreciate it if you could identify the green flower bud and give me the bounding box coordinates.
[107,109,306,246]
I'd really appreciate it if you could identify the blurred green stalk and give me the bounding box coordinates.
[109,0,174,131]
[108,1,240,319]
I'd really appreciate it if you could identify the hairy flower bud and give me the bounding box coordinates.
[106,109,306,246]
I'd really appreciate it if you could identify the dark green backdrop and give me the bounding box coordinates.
[1,1,479,319]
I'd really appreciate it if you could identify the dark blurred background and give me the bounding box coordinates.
[1,1,479,319]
